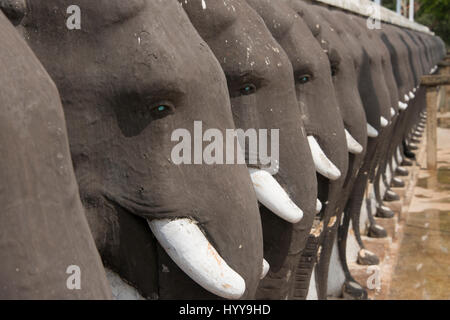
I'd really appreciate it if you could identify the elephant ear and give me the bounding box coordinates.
[0,0,27,25]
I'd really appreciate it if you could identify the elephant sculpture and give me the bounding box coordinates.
[178,0,318,300]
[246,0,349,300]
[285,1,371,299]
[350,17,404,221]
[7,0,267,300]
[0,10,112,299]
[324,11,389,251]
[0,0,446,300]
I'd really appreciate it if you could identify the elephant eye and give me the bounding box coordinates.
[149,102,175,120]
[240,83,257,96]
[298,74,311,84]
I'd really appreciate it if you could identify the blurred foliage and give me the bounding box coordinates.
[415,0,450,47]
[382,0,397,11]
[381,0,450,47]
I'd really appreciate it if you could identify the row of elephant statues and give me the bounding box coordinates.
[0,0,446,300]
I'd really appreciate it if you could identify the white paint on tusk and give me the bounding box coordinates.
[380,116,389,128]
[316,199,322,214]
[386,159,393,184]
[307,136,341,180]
[261,259,270,279]
[345,129,363,154]
[367,123,379,138]
[398,101,408,111]
[391,156,397,174]
[391,108,396,117]
[148,218,246,299]
[396,147,403,164]
[248,169,303,223]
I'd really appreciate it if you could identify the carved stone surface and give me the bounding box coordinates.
[0,0,446,300]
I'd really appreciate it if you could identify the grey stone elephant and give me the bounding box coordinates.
[178,0,319,300]
[246,0,349,300]
[5,0,267,299]
[0,0,446,300]
[0,10,111,299]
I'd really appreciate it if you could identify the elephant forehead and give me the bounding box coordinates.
[179,0,238,40]
[28,8,223,100]
[288,37,329,76]
[25,0,146,28]
[246,0,296,39]
[219,30,286,71]
[78,0,146,25]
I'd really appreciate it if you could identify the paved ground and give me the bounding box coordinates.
[388,126,450,299]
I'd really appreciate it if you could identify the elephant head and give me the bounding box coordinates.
[13,0,265,299]
[0,11,111,299]
[285,1,371,299]
[246,0,349,299]
[178,0,318,300]
[246,0,348,209]
[287,1,367,195]
[353,17,399,120]
[345,15,394,130]
[380,24,418,106]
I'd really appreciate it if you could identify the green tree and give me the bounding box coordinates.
[380,0,449,46]
[382,0,397,11]
[415,0,450,47]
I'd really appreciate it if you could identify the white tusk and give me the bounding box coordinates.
[409,91,415,99]
[261,259,270,279]
[148,218,246,299]
[345,129,363,154]
[307,136,341,180]
[398,101,408,111]
[396,147,403,164]
[391,108,396,117]
[249,168,303,223]
[367,123,379,138]
[316,199,323,214]
[404,94,410,102]
[380,116,389,128]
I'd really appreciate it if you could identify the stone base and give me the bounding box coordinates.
[383,201,403,216]
[374,216,399,240]
[360,236,392,263]
[353,136,426,300]
[348,262,390,300]
[391,186,406,198]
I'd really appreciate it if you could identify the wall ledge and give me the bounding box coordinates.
[314,0,434,35]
